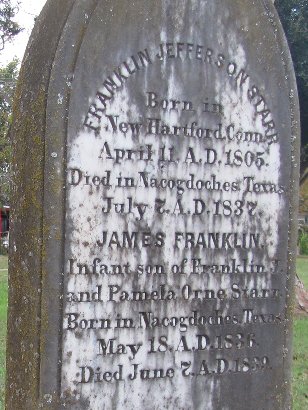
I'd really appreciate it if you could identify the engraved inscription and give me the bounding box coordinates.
[61,38,287,407]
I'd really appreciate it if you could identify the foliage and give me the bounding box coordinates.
[275,0,308,172]
[298,231,308,255]
[0,58,18,205]
[0,0,22,51]
[0,1,21,205]
[298,169,308,214]
[296,256,308,288]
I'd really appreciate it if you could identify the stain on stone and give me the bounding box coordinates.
[6,1,299,409]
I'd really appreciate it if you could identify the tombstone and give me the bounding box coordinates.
[6,1,300,409]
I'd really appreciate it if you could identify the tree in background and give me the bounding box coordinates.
[0,0,22,50]
[276,0,308,172]
[0,0,21,205]
[0,59,18,204]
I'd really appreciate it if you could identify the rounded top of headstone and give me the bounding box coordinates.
[6,1,299,409]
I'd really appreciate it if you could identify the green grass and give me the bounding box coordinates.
[0,256,307,408]
[293,317,308,409]
[0,256,8,410]
[296,256,308,289]
[0,256,7,271]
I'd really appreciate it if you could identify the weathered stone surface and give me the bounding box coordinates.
[6,1,299,409]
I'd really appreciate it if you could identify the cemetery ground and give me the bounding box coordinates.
[0,256,307,410]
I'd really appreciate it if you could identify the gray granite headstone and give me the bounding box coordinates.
[6,1,300,409]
